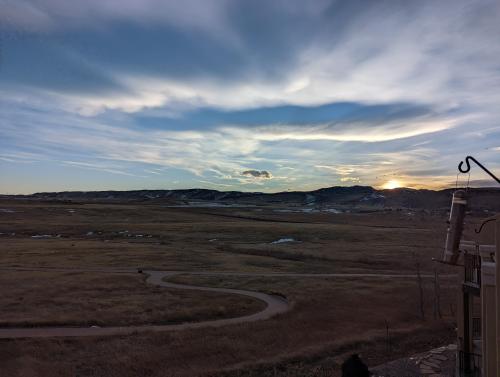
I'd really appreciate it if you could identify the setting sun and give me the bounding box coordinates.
[382,179,403,190]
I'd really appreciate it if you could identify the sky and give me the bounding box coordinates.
[1,0,500,194]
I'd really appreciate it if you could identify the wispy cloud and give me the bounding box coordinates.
[61,161,142,177]
[0,151,46,164]
[1,1,499,193]
[0,0,231,35]
[3,1,500,117]
[340,177,360,183]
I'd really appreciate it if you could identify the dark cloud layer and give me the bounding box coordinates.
[242,170,272,179]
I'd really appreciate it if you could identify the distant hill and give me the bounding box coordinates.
[3,186,499,212]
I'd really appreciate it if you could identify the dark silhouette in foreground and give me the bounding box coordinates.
[341,354,370,377]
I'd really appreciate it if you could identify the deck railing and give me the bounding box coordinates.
[458,351,482,377]
[472,317,481,339]
[464,253,481,287]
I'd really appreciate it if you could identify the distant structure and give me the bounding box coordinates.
[440,156,499,377]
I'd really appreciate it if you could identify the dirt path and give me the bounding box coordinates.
[0,267,450,339]
[0,269,288,339]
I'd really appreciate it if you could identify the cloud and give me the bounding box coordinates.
[2,1,499,118]
[340,177,360,183]
[2,91,494,194]
[61,161,141,177]
[0,151,43,163]
[219,114,459,143]
[197,180,233,188]
[241,170,272,179]
[0,0,230,34]
[315,164,368,178]
[1,1,500,193]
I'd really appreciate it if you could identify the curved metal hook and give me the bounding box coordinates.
[458,156,500,184]
[475,218,496,234]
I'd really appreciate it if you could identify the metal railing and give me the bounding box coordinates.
[464,253,481,287]
[472,317,481,339]
[458,351,482,377]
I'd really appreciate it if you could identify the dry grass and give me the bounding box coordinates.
[0,200,455,274]
[0,274,455,377]
[0,323,455,377]
[0,271,265,327]
[0,200,465,376]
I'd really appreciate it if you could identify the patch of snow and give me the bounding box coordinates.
[274,208,319,213]
[31,234,52,239]
[209,238,217,242]
[86,231,94,236]
[165,202,255,208]
[360,193,386,202]
[271,238,296,244]
[274,207,342,214]
[301,208,316,213]
[67,209,76,213]
[323,208,342,214]
[0,209,15,213]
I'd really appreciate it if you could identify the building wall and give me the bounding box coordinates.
[478,215,499,377]
[496,220,500,377]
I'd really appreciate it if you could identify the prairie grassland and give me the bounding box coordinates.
[0,275,455,377]
[0,271,264,327]
[0,200,453,273]
[0,200,461,376]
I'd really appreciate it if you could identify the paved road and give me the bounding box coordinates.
[0,267,452,339]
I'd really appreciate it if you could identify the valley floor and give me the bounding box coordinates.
[0,200,467,376]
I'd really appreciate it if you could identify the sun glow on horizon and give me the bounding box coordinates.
[381,179,403,190]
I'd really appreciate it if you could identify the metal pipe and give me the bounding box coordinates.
[458,156,500,184]
[442,190,467,265]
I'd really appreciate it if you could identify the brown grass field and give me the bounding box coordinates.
[0,199,469,376]
[0,270,265,328]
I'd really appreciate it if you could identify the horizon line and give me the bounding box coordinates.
[3,184,500,197]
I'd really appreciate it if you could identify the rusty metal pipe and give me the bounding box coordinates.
[442,190,467,265]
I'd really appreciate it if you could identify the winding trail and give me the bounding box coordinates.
[0,267,451,339]
[0,269,289,339]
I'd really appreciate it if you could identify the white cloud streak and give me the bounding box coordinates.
[2,1,500,192]
[16,0,495,121]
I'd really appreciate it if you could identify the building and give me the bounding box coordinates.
[442,191,499,377]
